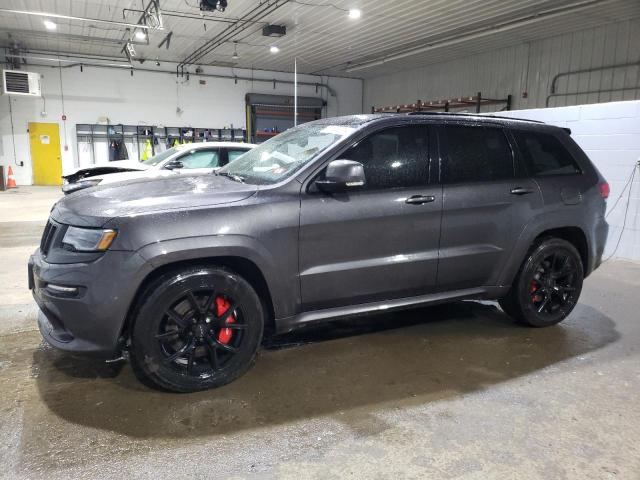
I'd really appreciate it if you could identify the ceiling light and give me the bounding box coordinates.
[43,19,57,30]
[270,45,279,54]
[135,30,147,40]
[232,42,239,60]
[348,8,361,19]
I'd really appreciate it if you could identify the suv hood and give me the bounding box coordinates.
[51,174,258,227]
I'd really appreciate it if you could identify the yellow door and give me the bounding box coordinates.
[29,122,62,185]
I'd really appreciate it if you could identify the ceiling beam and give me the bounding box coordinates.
[0,8,160,30]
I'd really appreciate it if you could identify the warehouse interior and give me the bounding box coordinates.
[1,0,640,478]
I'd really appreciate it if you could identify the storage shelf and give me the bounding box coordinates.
[373,91,512,113]
[76,123,247,165]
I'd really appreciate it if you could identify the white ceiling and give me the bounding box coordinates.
[1,0,639,78]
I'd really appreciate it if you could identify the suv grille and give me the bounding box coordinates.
[40,221,57,255]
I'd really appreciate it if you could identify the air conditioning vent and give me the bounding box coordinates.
[2,70,42,97]
[262,24,286,37]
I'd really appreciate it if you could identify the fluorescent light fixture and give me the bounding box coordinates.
[270,45,280,54]
[43,19,57,30]
[126,41,137,57]
[135,30,147,40]
[348,8,361,19]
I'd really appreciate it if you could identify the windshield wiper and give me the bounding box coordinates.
[216,171,245,183]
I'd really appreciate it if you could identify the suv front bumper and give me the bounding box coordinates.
[29,248,151,357]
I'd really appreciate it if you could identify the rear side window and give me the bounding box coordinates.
[441,126,514,183]
[342,125,429,190]
[513,131,581,176]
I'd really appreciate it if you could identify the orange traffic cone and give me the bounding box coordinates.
[6,166,17,189]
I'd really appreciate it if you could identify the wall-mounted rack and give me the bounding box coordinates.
[373,92,512,114]
[75,123,247,166]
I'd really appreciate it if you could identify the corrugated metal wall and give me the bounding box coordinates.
[364,18,640,112]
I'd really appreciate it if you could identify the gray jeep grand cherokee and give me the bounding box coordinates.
[29,113,609,392]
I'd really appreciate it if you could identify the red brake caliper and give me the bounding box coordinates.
[530,281,542,302]
[215,297,235,344]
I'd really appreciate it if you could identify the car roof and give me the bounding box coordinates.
[175,141,256,149]
[309,113,565,134]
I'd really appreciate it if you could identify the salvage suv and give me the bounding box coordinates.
[29,113,609,393]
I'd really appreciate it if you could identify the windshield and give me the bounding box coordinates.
[217,123,357,184]
[141,147,179,166]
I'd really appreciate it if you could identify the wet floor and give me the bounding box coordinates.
[1,188,639,479]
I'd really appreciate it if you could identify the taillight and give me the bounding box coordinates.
[599,182,610,199]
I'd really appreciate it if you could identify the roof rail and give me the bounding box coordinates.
[407,111,544,124]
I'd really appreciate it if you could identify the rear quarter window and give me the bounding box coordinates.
[513,130,581,176]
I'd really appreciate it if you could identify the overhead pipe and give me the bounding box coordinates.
[122,8,268,26]
[345,0,607,73]
[179,0,290,69]
[550,61,640,93]
[19,58,337,97]
[546,87,640,107]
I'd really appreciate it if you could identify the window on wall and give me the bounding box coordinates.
[441,126,514,183]
[513,131,582,176]
[341,125,429,190]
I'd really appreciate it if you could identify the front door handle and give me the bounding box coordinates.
[510,187,534,195]
[405,195,436,205]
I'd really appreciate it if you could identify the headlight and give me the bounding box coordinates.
[62,179,102,194]
[62,227,117,252]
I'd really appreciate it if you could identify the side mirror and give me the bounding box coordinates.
[164,159,184,170]
[315,159,366,193]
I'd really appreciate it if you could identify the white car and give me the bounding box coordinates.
[62,142,256,194]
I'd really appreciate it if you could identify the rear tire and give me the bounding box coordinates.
[129,266,264,393]
[499,238,583,327]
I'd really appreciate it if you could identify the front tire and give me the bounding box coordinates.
[129,266,264,393]
[499,238,583,327]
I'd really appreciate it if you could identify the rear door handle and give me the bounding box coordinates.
[405,195,436,205]
[510,187,534,195]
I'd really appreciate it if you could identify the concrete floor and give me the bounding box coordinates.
[1,186,639,479]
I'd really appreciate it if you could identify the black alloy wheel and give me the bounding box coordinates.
[130,266,264,392]
[499,238,584,327]
[156,290,247,377]
[527,250,580,317]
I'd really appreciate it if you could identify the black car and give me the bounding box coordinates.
[29,113,609,392]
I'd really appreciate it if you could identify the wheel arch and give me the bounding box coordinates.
[532,226,588,273]
[499,221,590,288]
[121,255,277,343]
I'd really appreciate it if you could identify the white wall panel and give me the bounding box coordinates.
[0,65,362,185]
[364,19,640,112]
[496,101,640,261]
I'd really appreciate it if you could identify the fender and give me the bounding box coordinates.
[136,234,299,319]
[498,211,589,287]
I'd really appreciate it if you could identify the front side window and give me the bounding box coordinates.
[142,147,178,166]
[227,149,250,163]
[179,149,220,169]
[513,131,581,176]
[441,126,514,183]
[341,125,429,190]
